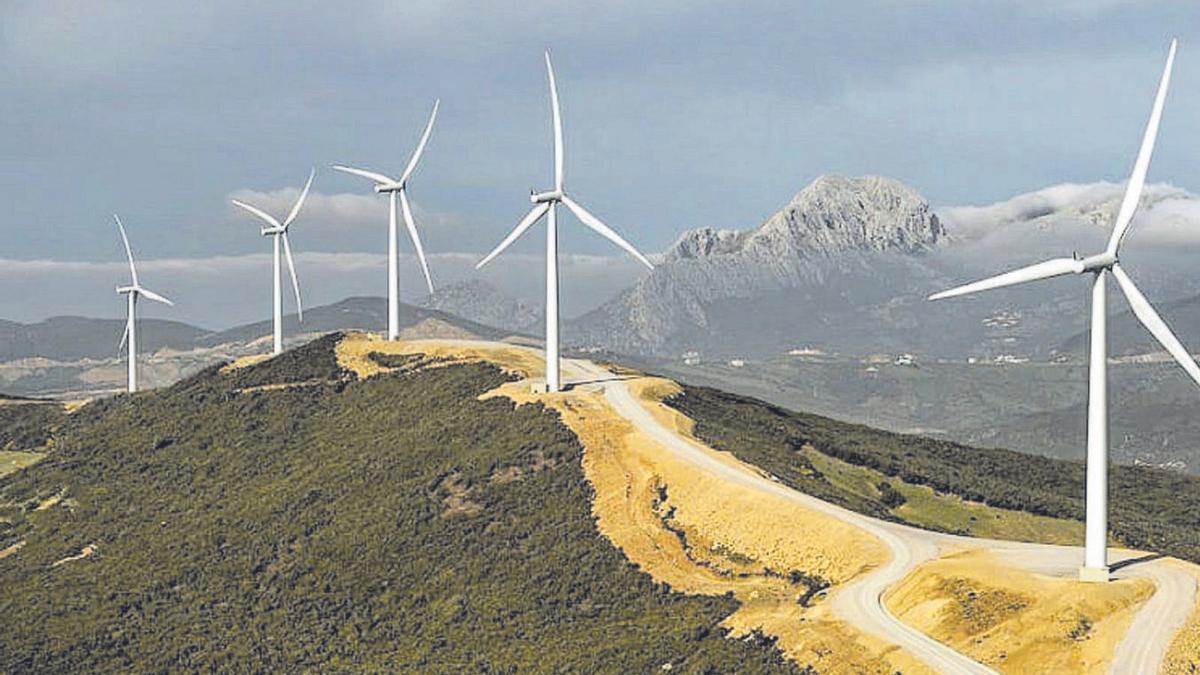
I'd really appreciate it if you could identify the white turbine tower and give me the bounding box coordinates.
[333,100,439,340]
[232,170,313,355]
[929,40,1199,582]
[476,52,653,393]
[114,216,174,393]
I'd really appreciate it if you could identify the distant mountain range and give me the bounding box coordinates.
[555,175,1200,361]
[0,297,519,363]
[568,175,953,358]
[1060,291,1200,357]
[13,175,1196,367]
[0,297,527,397]
[419,279,543,335]
[0,317,207,362]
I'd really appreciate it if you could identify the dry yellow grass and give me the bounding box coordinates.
[35,488,66,511]
[1163,561,1200,674]
[396,318,482,341]
[63,399,91,414]
[220,354,272,373]
[0,540,25,560]
[335,332,544,382]
[885,549,1153,673]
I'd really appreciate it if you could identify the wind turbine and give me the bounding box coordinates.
[332,100,439,340]
[476,52,653,393]
[928,40,1198,582]
[114,216,174,393]
[231,170,313,355]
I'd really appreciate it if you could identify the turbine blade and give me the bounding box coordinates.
[331,164,395,185]
[545,52,564,191]
[1106,38,1178,254]
[231,199,281,229]
[928,257,1085,300]
[137,287,174,306]
[1112,263,1200,388]
[399,189,434,294]
[113,214,138,287]
[283,169,314,228]
[281,232,303,322]
[399,99,440,186]
[117,318,130,356]
[476,202,550,269]
[561,196,654,270]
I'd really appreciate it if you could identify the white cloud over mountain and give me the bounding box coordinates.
[940,181,1200,248]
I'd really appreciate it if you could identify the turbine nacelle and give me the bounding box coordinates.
[1080,252,1118,273]
[374,181,406,193]
[530,189,564,204]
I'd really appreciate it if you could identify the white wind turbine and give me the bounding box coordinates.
[231,170,313,355]
[333,100,439,340]
[476,52,653,393]
[929,40,1198,582]
[114,216,174,393]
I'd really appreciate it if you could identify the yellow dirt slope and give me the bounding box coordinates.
[885,549,1153,673]
[1163,561,1200,674]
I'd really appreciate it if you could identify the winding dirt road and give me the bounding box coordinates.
[564,357,1196,674]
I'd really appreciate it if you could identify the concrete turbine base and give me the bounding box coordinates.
[1079,565,1111,583]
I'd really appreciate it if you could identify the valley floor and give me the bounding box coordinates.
[342,335,1200,674]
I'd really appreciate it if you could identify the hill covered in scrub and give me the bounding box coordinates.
[0,334,798,674]
[666,384,1200,564]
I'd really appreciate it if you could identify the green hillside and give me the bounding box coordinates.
[0,334,797,674]
[667,384,1200,564]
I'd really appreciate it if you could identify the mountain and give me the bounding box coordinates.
[0,316,208,361]
[568,177,1200,361]
[1059,291,1200,357]
[418,279,543,335]
[196,296,519,347]
[653,353,1200,473]
[0,297,527,398]
[568,175,949,358]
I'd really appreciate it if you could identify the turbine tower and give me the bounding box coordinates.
[477,52,653,393]
[928,40,1199,582]
[232,170,313,355]
[333,100,439,340]
[114,216,174,393]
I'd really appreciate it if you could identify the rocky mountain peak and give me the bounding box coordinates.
[743,175,944,258]
[661,175,943,262]
[663,227,744,261]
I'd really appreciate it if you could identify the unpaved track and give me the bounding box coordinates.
[562,357,1196,674]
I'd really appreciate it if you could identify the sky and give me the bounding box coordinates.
[2,0,1200,328]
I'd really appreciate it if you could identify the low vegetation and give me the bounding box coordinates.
[667,385,1200,562]
[0,336,798,673]
[0,398,67,452]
